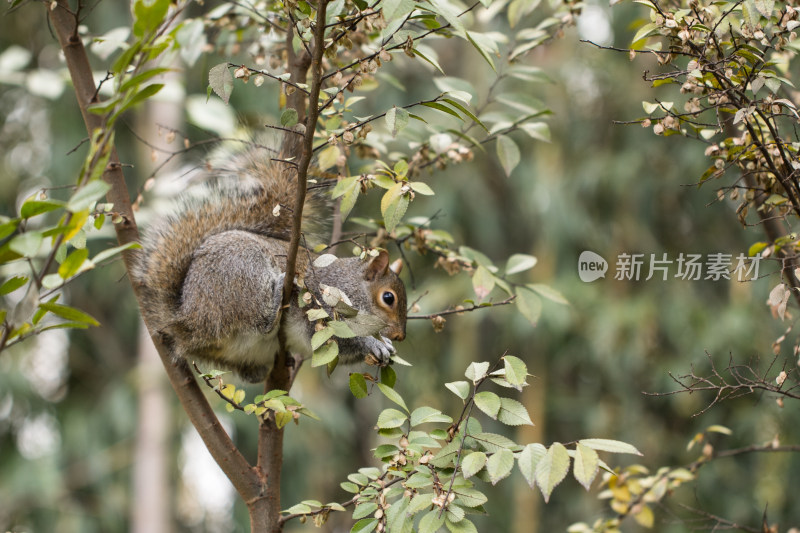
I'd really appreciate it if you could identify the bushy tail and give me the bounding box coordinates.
[131,142,328,333]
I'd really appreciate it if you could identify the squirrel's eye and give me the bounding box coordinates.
[382,291,396,306]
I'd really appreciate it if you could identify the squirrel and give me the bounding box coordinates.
[131,144,407,383]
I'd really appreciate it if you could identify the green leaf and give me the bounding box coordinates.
[311,326,335,350]
[471,265,495,301]
[519,122,550,142]
[515,287,542,325]
[503,355,527,390]
[754,0,774,18]
[427,0,465,31]
[465,362,489,383]
[332,176,360,220]
[0,276,28,296]
[573,443,600,490]
[527,283,568,305]
[20,199,65,219]
[422,101,463,122]
[349,373,369,399]
[487,448,514,484]
[58,248,90,279]
[92,242,140,264]
[535,442,570,502]
[461,451,487,479]
[496,135,520,177]
[350,518,379,533]
[410,406,452,426]
[132,0,170,38]
[466,31,496,71]
[472,432,519,452]
[386,106,410,137]
[352,502,379,520]
[312,340,339,367]
[125,83,164,112]
[442,98,488,132]
[318,145,341,172]
[497,397,534,426]
[378,383,408,412]
[209,62,234,104]
[382,188,409,233]
[39,302,100,326]
[578,438,643,456]
[280,108,299,127]
[505,253,538,275]
[474,391,501,419]
[377,408,407,429]
[67,181,111,213]
[446,381,471,400]
[381,365,397,388]
[9,231,43,257]
[445,517,478,533]
[518,443,547,488]
[409,182,434,195]
[418,509,446,533]
[330,320,356,339]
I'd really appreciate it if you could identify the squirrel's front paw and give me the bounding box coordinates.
[363,336,395,367]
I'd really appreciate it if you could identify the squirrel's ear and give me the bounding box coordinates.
[389,258,403,275]
[365,249,390,280]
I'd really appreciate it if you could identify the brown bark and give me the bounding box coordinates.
[47,0,264,521]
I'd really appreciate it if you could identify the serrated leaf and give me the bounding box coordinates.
[535,442,570,502]
[754,0,774,17]
[419,509,446,533]
[518,443,547,488]
[378,383,408,412]
[381,365,396,388]
[503,355,527,389]
[410,406,451,426]
[67,181,111,213]
[465,361,490,383]
[445,517,477,533]
[409,181,434,195]
[487,448,514,485]
[407,493,435,515]
[351,518,379,533]
[578,438,642,455]
[505,253,538,275]
[318,144,341,171]
[377,408,407,429]
[352,502,379,520]
[573,443,599,490]
[472,432,519,452]
[446,381,471,400]
[497,397,533,426]
[208,62,234,104]
[461,451,487,479]
[350,373,369,399]
[474,391,501,419]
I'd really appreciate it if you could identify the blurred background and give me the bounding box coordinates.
[0,0,796,532]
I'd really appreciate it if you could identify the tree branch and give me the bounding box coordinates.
[47,0,261,507]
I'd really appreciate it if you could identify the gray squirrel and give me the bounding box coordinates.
[131,146,407,382]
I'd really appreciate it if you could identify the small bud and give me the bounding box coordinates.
[776,370,787,386]
[431,315,446,333]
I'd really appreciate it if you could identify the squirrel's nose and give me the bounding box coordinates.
[390,331,405,342]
